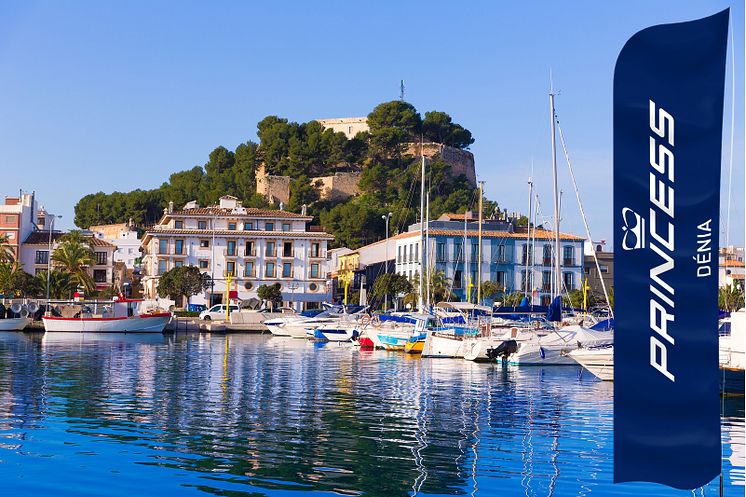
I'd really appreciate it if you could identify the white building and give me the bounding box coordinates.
[89,222,142,269]
[140,196,334,309]
[719,246,745,289]
[19,231,117,290]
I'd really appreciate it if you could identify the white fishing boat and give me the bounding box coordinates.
[568,345,614,380]
[0,316,32,331]
[0,301,38,331]
[42,298,172,333]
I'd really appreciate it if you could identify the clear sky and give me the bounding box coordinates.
[0,0,742,246]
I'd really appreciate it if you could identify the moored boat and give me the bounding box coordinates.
[719,309,745,395]
[568,345,614,380]
[43,298,172,333]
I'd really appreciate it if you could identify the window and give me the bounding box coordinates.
[471,243,479,262]
[600,265,609,273]
[265,222,274,231]
[198,220,207,230]
[4,216,13,224]
[245,241,255,256]
[409,244,413,262]
[282,263,292,278]
[563,246,574,266]
[93,269,107,283]
[399,246,403,263]
[95,252,107,265]
[521,245,532,265]
[496,244,506,262]
[455,242,463,261]
[5,232,13,240]
[244,222,253,231]
[265,262,276,278]
[282,223,291,232]
[174,220,184,229]
[245,261,254,277]
[200,239,209,248]
[228,222,237,231]
[310,263,319,278]
[174,240,184,255]
[283,241,293,257]
[311,243,320,257]
[174,261,183,268]
[266,241,275,257]
[199,259,209,269]
[563,272,575,290]
[453,270,463,289]
[521,270,533,290]
[227,240,236,256]
[543,245,552,265]
[542,271,551,291]
[158,239,168,254]
[226,261,235,276]
[414,243,418,262]
[496,271,506,288]
[158,260,167,275]
[436,243,446,262]
[35,250,48,265]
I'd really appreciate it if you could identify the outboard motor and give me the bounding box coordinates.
[486,340,518,362]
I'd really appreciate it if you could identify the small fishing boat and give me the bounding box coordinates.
[404,332,426,354]
[0,301,37,331]
[568,345,614,380]
[43,298,172,333]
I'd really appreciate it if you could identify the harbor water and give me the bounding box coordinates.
[0,332,742,497]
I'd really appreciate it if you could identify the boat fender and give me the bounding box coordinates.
[27,302,39,314]
[10,303,22,314]
[360,315,371,326]
[371,315,381,327]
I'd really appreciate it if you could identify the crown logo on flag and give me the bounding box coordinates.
[621,207,645,251]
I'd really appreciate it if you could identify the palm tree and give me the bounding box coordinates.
[52,239,95,294]
[0,234,15,262]
[404,267,454,308]
[0,262,20,296]
[719,284,745,312]
[35,270,75,299]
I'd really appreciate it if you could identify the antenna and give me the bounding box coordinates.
[400,80,405,101]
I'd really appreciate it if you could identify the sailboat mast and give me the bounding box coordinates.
[426,188,430,310]
[549,89,561,300]
[524,176,533,298]
[464,209,469,302]
[477,181,484,304]
[419,145,426,313]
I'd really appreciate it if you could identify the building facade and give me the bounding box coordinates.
[140,196,333,309]
[393,214,585,305]
[719,246,745,289]
[89,222,142,270]
[583,240,614,300]
[19,231,117,291]
[0,191,41,260]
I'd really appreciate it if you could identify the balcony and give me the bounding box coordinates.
[543,258,552,266]
[243,248,256,257]
[223,249,239,257]
[562,258,576,267]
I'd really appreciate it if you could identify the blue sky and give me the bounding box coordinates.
[0,0,742,245]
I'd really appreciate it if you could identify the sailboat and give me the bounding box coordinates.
[499,84,613,365]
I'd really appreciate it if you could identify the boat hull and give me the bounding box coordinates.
[422,333,465,358]
[43,313,172,333]
[720,367,745,396]
[463,337,505,362]
[311,327,358,342]
[404,339,424,354]
[0,317,32,331]
[568,348,614,380]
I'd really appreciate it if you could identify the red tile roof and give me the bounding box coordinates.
[24,231,117,248]
[392,227,584,242]
[141,228,334,244]
[167,207,310,219]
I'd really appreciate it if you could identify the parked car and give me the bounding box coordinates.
[199,304,239,321]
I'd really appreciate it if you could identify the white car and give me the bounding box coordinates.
[199,304,240,321]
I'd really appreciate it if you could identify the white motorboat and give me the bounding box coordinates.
[309,324,360,342]
[43,299,172,333]
[720,309,745,395]
[501,325,613,365]
[462,324,538,362]
[568,345,614,380]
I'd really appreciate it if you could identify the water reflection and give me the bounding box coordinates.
[0,332,741,497]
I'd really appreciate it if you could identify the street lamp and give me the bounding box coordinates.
[46,215,62,307]
[381,212,393,311]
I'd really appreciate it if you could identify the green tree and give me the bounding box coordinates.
[52,237,95,294]
[0,234,15,262]
[719,284,745,312]
[35,270,75,299]
[367,101,422,157]
[422,111,474,149]
[370,273,413,308]
[500,291,526,307]
[405,268,454,307]
[257,283,283,309]
[156,265,206,305]
[480,281,503,301]
[0,262,38,297]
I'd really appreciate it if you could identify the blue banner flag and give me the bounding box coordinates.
[613,10,728,490]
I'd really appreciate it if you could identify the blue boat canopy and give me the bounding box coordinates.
[546,296,563,322]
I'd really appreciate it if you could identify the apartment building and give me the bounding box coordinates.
[140,196,334,309]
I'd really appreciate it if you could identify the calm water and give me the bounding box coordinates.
[0,332,742,497]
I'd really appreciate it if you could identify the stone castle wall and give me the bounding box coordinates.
[255,164,290,205]
[405,142,476,186]
[313,172,362,202]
